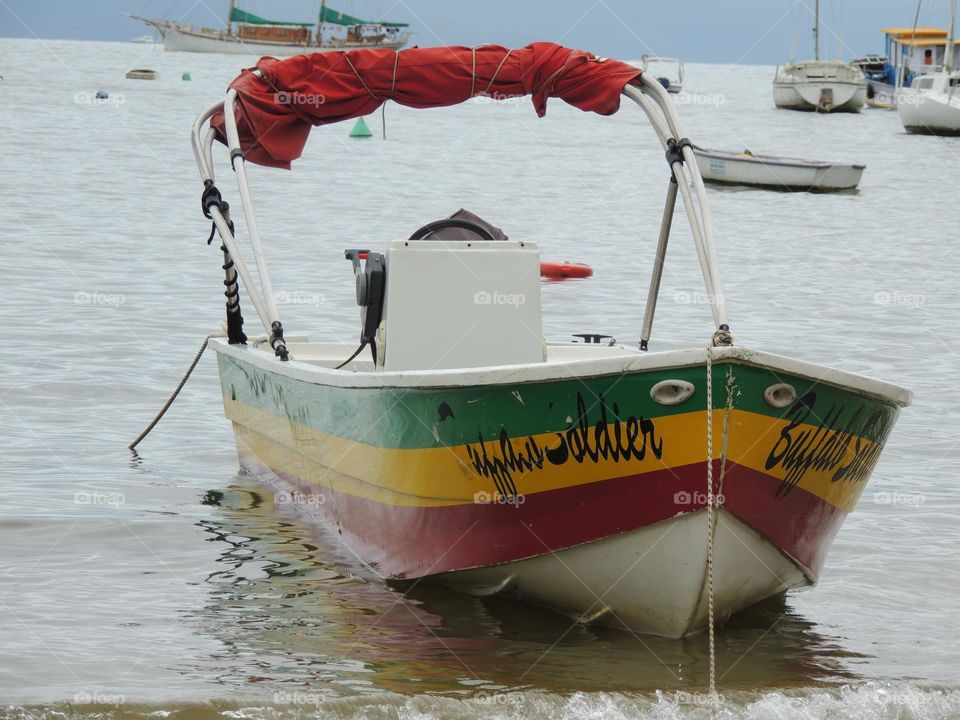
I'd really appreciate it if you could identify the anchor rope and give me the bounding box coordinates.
[128,333,223,450]
[705,338,735,710]
[705,344,718,700]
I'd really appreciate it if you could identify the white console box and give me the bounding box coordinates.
[380,240,544,371]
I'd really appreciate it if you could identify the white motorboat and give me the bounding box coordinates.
[639,55,683,93]
[692,147,865,192]
[773,1,866,112]
[181,43,909,638]
[898,0,960,134]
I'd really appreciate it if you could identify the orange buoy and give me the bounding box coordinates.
[540,261,593,279]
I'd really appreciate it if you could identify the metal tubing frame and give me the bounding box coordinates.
[640,178,678,350]
[623,81,730,337]
[188,74,732,359]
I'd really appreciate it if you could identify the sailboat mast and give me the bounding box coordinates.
[318,0,326,47]
[947,0,957,72]
[814,0,820,60]
[227,0,235,33]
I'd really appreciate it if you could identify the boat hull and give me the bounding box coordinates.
[773,80,866,112]
[692,149,864,192]
[214,342,906,636]
[156,24,406,56]
[898,89,960,135]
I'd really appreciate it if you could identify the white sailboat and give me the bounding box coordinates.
[773,0,867,112]
[898,0,960,134]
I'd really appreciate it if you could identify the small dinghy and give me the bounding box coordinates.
[125,68,157,80]
[692,146,865,192]
[185,43,909,637]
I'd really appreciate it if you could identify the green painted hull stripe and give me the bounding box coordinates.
[217,353,898,450]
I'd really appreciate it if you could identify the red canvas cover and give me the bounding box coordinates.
[210,43,642,168]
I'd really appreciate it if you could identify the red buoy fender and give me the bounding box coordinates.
[540,261,593,279]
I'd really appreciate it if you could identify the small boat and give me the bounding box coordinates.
[692,147,864,192]
[125,68,157,80]
[866,78,898,108]
[898,71,960,134]
[184,43,909,637]
[131,34,155,44]
[897,0,960,135]
[773,1,866,112]
[774,60,867,112]
[128,1,410,56]
[639,55,683,93]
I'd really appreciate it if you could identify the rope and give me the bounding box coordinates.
[705,340,735,712]
[470,46,477,99]
[705,344,718,701]
[343,54,378,100]
[482,49,513,96]
[128,334,222,450]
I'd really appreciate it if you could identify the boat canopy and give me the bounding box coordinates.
[879,26,947,38]
[210,43,642,169]
[319,5,409,28]
[229,7,313,27]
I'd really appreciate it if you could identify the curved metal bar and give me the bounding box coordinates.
[203,127,216,183]
[636,77,727,329]
[191,100,221,184]
[625,86,719,313]
[223,89,281,327]
[623,83,729,332]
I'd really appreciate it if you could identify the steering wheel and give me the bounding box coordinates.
[408,218,497,241]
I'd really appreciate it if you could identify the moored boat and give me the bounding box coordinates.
[773,1,866,112]
[692,146,865,191]
[129,1,410,56]
[639,55,683,93]
[125,68,157,80]
[186,43,910,637]
[897,0,960,135]
[774,60,867,112]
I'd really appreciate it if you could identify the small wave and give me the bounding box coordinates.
[6,683,960,720]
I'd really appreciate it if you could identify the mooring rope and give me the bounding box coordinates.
[705,338,735,711]
[128,333,223,450]
[705,344,718,701]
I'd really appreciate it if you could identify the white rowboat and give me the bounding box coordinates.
[692,147,865,192]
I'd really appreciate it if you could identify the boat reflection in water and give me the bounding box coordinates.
[184,478,864,699]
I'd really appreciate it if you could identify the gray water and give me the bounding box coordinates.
[1,38,959,718]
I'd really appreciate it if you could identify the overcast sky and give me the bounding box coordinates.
[1,1,955,64]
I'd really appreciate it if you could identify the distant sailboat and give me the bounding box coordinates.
[128,1,411,56]
[773,0,867,112]
[898,0,960,134]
